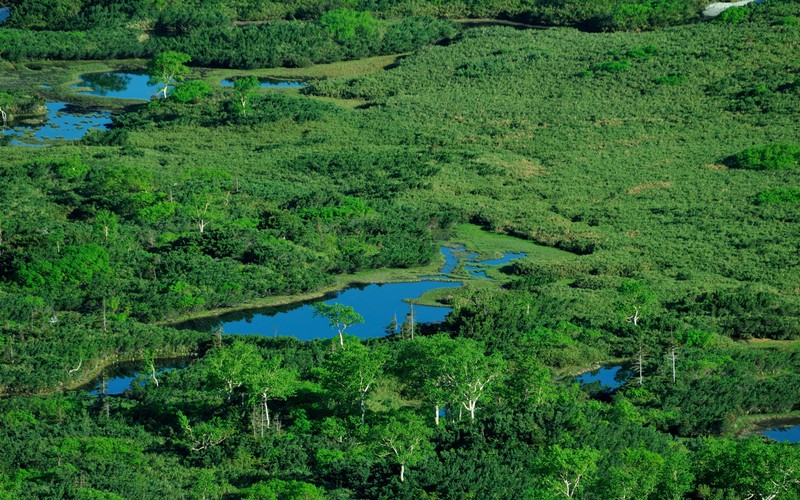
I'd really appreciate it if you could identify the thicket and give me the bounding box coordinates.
[730,143,800,170]
[0,16,457,68]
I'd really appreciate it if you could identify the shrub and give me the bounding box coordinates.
[171,80,213,103]
[753,187,800,205]
[731,143,800,170]
[593,59,632,73]
[654,74,685,85]
[716,6,750,24]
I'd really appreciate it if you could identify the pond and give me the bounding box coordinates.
[439,245,526,279]
[187,280,463,340]
[0,7,9,24]
[73,72,164,100]
[220,78,305,89]
[180,245,528,341]
[576,365,629,390]
[3,102,112,146]
[80,360,188,395]
[762,423,800,443]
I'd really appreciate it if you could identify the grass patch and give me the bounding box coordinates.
[448,223,578,261]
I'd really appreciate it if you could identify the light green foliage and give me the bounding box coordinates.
[695,438,800,499]
[319,9,378,42]
[147,51,192,98]
[374,414,434,482]
[316,338,387,422]
[601,448,665,499]
[732,143,800,170]
[232,76,259,115]
[312,302,365,346]
[171,80,212,103]
[533,445,601,498]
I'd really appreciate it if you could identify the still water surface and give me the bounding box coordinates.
[73,72,164,99]
[4,102,111,145]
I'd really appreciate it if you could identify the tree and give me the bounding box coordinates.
[172,80,212,104]
[601,448,664,500]
[312,302,364,347]
[534,445,601,498]
[146,51,191,99]
[203,341,260,400]
[0,91,12,126]
[317,338,387,423]
[232,76,259,116]
[244,354,299,437]
[375,414,433,483]
[618,279,657,386]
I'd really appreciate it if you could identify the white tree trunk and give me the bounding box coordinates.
[671,348,676,383]
[400,463,405,482]
[435,404,440,426]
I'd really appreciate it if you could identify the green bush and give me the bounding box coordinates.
[653,74,685,85]
[716,5,750,24]
[594,59,632,73]
[731,143,800,170]
[753,187,800,205]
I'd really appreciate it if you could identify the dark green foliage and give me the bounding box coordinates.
[653,74,685,85]
[730,143,800,170]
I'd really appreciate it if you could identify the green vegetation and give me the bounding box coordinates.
[754,187,800,205]
[731,143,800,170]
[2,0,800,497]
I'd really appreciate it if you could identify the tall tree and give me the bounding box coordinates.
[375,414,433,483]
[244,354,299,437]
[317,338,387,423]
[232,76,259,117]
[147,51,191,99]
[312,302,364,347]
[533,445,601,498]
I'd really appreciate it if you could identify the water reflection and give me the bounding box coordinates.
[439,245,526,279]
[82,360,188,395]
[576,365,629,390]
[3,102,111,145]
[197,280,462,340]
[762,423,800,443]
[73,72,164,99]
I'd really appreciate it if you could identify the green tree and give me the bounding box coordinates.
[618,279,657,386]
[147,51,191,99]
[203,341,260,400]
[232,76,259,116]
[317,338,387,423]
[0,91,12,126]
[312,302,364,347]
[534,445,601,498]
[375,414,433,483]
[244,354,299,437]
[319,9,378,42]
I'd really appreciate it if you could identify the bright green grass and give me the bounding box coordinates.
[448,223,578,261]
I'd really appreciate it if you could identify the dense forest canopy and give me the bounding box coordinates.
[1,0,799,498]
